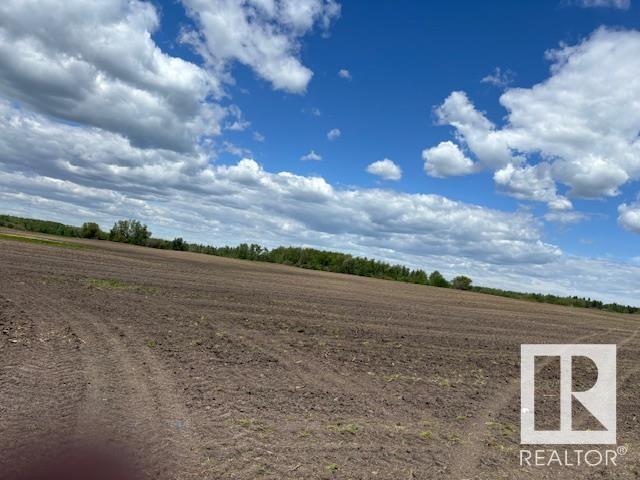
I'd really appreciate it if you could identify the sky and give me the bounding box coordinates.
[0,0,639,305]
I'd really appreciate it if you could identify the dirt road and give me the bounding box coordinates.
[1,233,639,479]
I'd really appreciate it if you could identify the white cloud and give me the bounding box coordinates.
[0,99,208,194]
[0,0,342,154]
[302,107,322,117]
[181,0,341,93]
[366,159,402,181]
[0,99,557,266]
[481,67,515,88]
[300,149,322,161]
[572,0,630,9]
[327,128,341,141]
[426,28,640,215]
[0,0,223,153]
[338,68,352,80]
[434,91,516,171]
[253,132,266,142]
[222,141,252,158]
[494,163,572,210]
[224,105,251,132]
[618,202,640,233]
[544,211,588,224]
[456,255,640,306]
[422,141,476,178]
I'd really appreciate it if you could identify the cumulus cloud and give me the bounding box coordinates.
[327,128,341,141]
[338,68,352,80]
[300,149,322,161]
[571,0,630,9]
[457,255,640,306]
[181,0,341,93]
[481,67,515,88]
[224,105,251,132]
[366,159,402,181]
[0,100,208,195]
[0,98,559,266]
[618,202,640,233]
[422,141,476,178]
[434,91,516,171]
[222,141,252,158]
[0,0,224,153]
[544,211,588,224]
[425,28,640,215]
[494,163,572,210]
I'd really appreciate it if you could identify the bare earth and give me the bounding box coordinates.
[1,232,639,479]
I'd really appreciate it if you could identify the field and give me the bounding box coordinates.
[1,230,639,479]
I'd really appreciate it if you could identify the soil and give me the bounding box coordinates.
[1,230,639,479]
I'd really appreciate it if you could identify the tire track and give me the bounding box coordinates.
[0,291,86,478]
[0,275,203,480]
[54,298,202,480]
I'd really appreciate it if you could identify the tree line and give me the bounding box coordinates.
[1,214,637,314]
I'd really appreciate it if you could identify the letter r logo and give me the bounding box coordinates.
[520,344,616,445]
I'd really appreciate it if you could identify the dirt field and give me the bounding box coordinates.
[1,231,639,479]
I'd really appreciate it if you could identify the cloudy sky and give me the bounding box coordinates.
[1,0,639,304]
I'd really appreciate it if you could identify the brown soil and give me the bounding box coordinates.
[1,231,638,479]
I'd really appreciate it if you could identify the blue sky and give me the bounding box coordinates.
[0,0,639,304]
[155,0,640,260]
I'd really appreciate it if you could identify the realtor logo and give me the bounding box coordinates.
[521,344,616,444]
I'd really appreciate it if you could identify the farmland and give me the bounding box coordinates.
[1,231,638,479]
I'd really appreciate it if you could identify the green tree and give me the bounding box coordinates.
[80,222,102,239]
[411,269,429,285]
[109,219,150,245]
[129,220,150,245]
[109,219,129,242]
[451,275,473,290]
[428,270,450,288]
[171,237,187,251]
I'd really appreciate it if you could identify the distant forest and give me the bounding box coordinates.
[1,213,637,314]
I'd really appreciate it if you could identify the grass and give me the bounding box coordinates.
[442,432,462,444]
[325,463,338,472]
[328,422,359,435]
[89,278,128,289]
[486,421,518,439]
[87,277,158,294]
[436,375,451,389]
[419,430,433,440]
[470,368,487,386]
[0,233,86,249]
[236,418,255,427]
[230,417,271,432]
